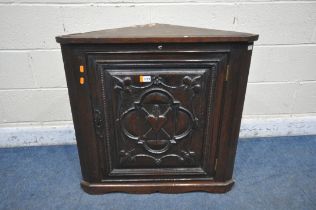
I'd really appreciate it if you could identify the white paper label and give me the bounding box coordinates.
[140,75,151,83]
[248,45,253,50]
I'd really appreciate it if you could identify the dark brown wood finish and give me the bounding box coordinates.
[56,23,258,44]
[57,24,258,194]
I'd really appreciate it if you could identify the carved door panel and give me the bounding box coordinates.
[87,52,227,179]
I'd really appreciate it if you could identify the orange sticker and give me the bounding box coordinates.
[80,77,85,85]
[80,65,84,73]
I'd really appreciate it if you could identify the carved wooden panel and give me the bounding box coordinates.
[87,52,227,178]
[115,77,199,166]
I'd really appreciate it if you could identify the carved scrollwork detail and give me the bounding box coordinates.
[94,108,104,139]
[119,148,196,165]
[113,75,201,91]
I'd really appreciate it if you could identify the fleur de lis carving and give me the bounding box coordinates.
[113,76,132,93]
[182,76,201,93]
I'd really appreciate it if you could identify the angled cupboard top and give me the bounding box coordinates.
[56,23,259,44]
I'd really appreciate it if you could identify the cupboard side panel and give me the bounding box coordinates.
[215,43,254,181]
[60,45,102,182]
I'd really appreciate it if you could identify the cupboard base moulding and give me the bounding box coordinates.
[81,179,234,194]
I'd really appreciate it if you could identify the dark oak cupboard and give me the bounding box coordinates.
[56,24,258,194]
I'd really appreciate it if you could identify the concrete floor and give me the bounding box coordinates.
[0,135,315,210]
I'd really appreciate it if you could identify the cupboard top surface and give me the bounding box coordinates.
[56,23,259,44]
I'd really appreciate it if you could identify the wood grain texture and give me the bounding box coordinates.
[58,24,258,194]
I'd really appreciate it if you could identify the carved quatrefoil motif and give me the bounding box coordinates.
[119,88,195,154]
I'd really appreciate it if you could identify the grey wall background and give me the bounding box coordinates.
[0,0,316,146]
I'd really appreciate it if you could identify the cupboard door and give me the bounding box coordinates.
[87,52,227,179]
